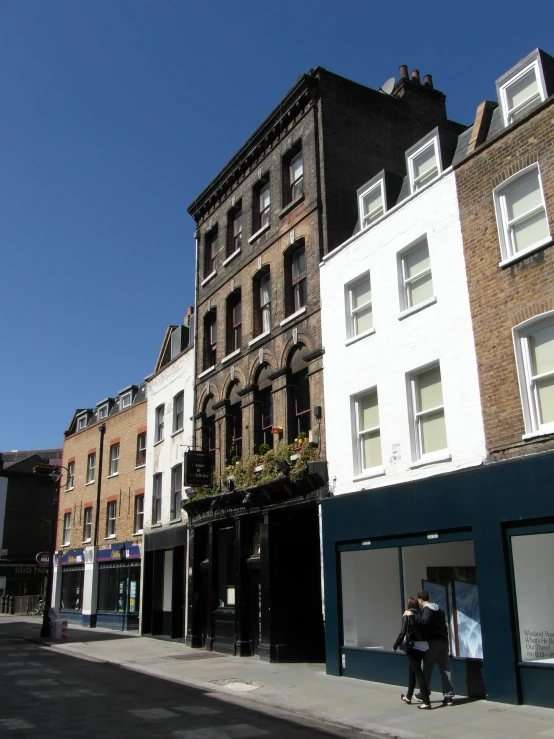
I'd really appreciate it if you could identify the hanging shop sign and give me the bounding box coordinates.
[35,551,50,565]
[184,451,213,487]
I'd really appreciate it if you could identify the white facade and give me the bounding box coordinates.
[144,345,195,529]
[320,171,486,496]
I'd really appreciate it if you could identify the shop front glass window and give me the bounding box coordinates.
[60,568,84,610]
[511,532,554,662]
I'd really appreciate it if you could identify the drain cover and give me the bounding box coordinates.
[210,679,262,692]
[169,652,223,661]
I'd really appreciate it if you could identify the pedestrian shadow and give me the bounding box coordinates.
[0,620,137,645]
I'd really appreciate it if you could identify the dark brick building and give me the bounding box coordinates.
[185,65,464,661]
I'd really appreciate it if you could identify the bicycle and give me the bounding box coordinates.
[32,597,45,616]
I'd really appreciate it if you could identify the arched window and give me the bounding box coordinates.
[254,364,273,451]
[202,395,216,468]
[226,382,242,463]
[226,290,242,355]
[287,346,311,442]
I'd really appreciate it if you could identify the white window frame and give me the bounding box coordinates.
[173,392,184,432]
[106,501,116,538]
[513,311,554,437]
[499,60,546,127]
[408,139,441,193]
[134,495,144,534]
[152,473,162,524]
[493,164,551,265]
[346,272,373,341]
[86,453,96,484]
[98,404,109,420]
[155,404,165,443]
[63,513,71,546]
[409,363,448,461]
[120,392,132,409]
[353,388,382,474]
[77,415,87,431]
[109,443,119,476]
[260,272,271,334]
[66,461,75,490]
[83,507,92,542]
[289,150,304,201]
[170,464,182,521]
[136,431,147,466]
[398,237,434,312]
[358,180,385,229]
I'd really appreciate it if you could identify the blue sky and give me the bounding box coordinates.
[1,0,553,451]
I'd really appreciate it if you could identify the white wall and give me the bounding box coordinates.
[144,346,195,529]
[402,540,475,601]
[320,172,485,496]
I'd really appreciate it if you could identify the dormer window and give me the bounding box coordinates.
[359,182,384,228]
[409,140,439,192]
[120,392,132,409]
[77,415,87,431]
[500,60,546,127]
[98,404,109,420]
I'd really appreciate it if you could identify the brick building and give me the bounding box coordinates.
[52,384,147,630]
[184,65,464,661]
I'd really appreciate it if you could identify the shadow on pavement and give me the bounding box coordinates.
[0,619,137,645]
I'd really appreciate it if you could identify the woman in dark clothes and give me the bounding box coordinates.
[393,596,431,709]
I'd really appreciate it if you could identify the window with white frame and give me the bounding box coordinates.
[86,452,96,483]
[289,151,304,201]
[359,182,384,228]
[152,473,162,524]
[106,501,116,537]
[173,392,184,432]
[98,404,108,420]
[83,507,92,542]
[355,390,382,472]
[155,404,165,442]
[500,61,546,126]
[410,364,447,458]
[134,494,144,533]
[77,415,87,431]
[170,464,182,520]
[494,166,550,262]
[259,181,271,229]
[347,274,373,338]
[292,245,307,312]
[514,314,554,435]
[109,443,119,476]
[409,140,439,192]
[232,209,242,253]
[67,461,75,490]
[63,513,71,545]
[121,392,132,409]
[260,272,271,333]
[400,238,434,310]
[136,431,146,466]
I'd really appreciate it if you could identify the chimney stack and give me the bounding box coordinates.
[423,74,433,89]
[411,70,420,84]
[399,65,409,80]
[184,306,195,328]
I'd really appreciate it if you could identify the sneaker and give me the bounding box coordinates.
[442,695,454,706]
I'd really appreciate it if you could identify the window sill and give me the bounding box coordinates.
[346,328,375,346]
[353,466,386,481]
[280,306,307,327]
[198,366,216,380]
[279,192,305,218]
[171,428,183,438]
[66,486,74,492]
[248,222,270,244]
[133,530,143,537]
[104,535,116,540]
[221,348,241,365]
[153,438,164,447]
[150,522,162,529]
[223,249,241,267]
[409,451,451,469]
[201,271,217,287]
[107,473,119,479]
[81,539,92,545]
[169,517,182,525]
[499,238,553,269]
[522,427,554,441]
[61,544,71,548]
[397,296,437,321]
[135,463,146,469]
[85,481,95,486]
[249,331,271,347]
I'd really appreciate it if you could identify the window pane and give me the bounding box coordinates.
[260,184,270,210]
[261,274,271,305]
[355,306,373,334]
[359,392,379,430]
[512,210,549,252]
[408,272,434,306]
[352,278,371,309]
[536,377,554,425]
[511,532,554,662]
[234,301,241,325]
[413,145,437,184]
[340,548,401,648]
[362,188,383,222]
[362,430,382,468]
[506,175,543,220]
[507,69,539,115]
[291,152,303,181]
[530,324,554,375]
[405,243,430,279]
[421,409,447,454]
[292,248,306,280]
[234,212,242,234]
[295,278,307,309]
[416,367,443,411]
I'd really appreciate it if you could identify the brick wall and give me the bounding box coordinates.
[58,400,147,550]
[455,101,554,460]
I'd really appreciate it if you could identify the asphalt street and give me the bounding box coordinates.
[0,631,362,739]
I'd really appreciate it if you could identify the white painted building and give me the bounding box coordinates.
[140,313,195,639]
[320,129,486,497]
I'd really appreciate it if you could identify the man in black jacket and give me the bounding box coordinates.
[406,590,455,705]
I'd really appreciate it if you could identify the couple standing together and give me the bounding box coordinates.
[392,590,455,710]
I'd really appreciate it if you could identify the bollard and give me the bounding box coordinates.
[8,596,15,614]
[61,620,68,639]
[0,595,5,613]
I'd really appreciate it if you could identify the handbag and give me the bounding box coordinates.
[398,619,415,651]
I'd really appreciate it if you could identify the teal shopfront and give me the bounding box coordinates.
[321,450,554,708]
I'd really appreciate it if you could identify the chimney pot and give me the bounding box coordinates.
[411,70,420,83]
[423,74,433,89]
[399,65,409,80]
[187,306,194,315]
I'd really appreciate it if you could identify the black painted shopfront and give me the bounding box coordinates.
[321,450,554,708]
[184,467,328,662]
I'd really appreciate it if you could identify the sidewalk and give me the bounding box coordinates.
[2,615,554,739]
